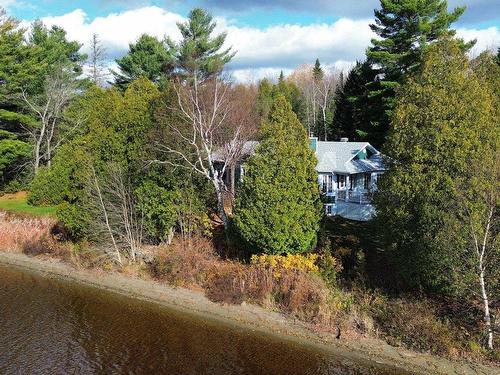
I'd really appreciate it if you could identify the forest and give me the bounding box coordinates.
[0,0,498,364]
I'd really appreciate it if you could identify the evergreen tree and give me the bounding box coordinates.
[333,61,386,147]
[374,39,497,295]
[168,8,234,81]
[257,76,302,123]
[27,21,86,94]
[113,34,173,89]
[278,70,285,83]
[364,0,470,145]
[312,58,323,82]
[234,95,322,255]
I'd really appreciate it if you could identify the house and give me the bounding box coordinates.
[311,137,385,221]
[215,137,386,221]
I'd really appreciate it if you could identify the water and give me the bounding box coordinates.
[0,265,408,375]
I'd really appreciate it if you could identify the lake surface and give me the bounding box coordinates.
[0,265,410,375]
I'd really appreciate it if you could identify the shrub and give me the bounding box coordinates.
[371,297,457,355]
[22,234,71,260]
[147,238,219,287]
[250,253,320,276]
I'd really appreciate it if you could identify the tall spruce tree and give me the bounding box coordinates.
[234,95,322,255]
[364,0,470,145]
[312,58,323,82]
[168,8,234,81]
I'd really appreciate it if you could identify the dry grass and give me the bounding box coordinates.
[0,211,56,253]
[146,238,349,330]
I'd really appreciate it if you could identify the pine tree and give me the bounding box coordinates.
[364,0,471,145]
[234,95,322,255]
[169,8,234,81]
[113,34,172,89]
[278,70,285,83]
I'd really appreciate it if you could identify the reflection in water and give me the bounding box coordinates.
[0,265,403,375]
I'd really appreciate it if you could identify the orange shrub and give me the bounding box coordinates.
[147,237,220,287]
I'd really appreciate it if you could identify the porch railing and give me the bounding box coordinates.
[337,190,372,204]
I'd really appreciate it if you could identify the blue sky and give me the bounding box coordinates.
[3,0,499,82]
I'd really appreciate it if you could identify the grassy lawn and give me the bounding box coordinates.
[0,191,56,217]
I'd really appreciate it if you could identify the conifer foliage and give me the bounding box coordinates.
[234,95,322,255]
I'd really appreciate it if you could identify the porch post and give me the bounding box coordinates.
[346,175,350,201]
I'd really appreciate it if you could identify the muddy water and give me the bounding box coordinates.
[0,265,410,375]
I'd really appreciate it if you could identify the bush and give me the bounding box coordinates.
[56,201,92,240]
[147,238,219,287]
[371,296,457,355]
[22,234,71,260]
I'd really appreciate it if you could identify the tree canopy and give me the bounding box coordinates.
[113,34,173,89]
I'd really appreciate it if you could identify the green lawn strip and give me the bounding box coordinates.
[0,196,56,217]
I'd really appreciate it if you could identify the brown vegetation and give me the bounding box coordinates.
[0,211,55,252]
[0,210,497,364]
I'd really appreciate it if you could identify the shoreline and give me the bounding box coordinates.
[0,252,497,375]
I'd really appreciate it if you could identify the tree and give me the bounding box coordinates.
[233,95,322,255]
[333,61,386,147]
[312,58,323,82]
[156,8,250,230]
[27,20,86,94]
[365,0,471,145]
[113,34,172,89]
[21,65,80,173]
[316,71,339,141]
[374,40,499,348]
[168,8,234,81]
[156,78,252,229]
[0,130,31,187]
[88,33,107,86]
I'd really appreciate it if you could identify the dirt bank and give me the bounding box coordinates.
[0,252,497,375]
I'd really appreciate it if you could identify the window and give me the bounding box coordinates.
[325,204,333,216]
[364,173,371,189]
[326,175,333,193]
[321,175,333,193]
[338,175,346,188]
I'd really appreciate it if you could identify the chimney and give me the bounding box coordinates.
[309,136,318,152]
[340,137,349,142]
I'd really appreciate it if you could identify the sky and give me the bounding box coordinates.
[2,0,499,82]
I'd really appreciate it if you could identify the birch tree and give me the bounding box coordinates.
[454,157,499,350]
[21,65,78,173]
[156,77,252,228]
[156,8,246,229]
[316,72,339,141]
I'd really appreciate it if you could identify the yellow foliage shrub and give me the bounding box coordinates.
[250,254,320,279]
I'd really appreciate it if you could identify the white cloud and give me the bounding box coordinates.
[39,6,184,58]
[0,0,17,8]
[33,6,500,83]
[456,26,500,56]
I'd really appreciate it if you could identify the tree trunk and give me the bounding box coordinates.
[213,179,228,229]
[322,106,328,141]
[34,138,43,175]
[479,267,494,349]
